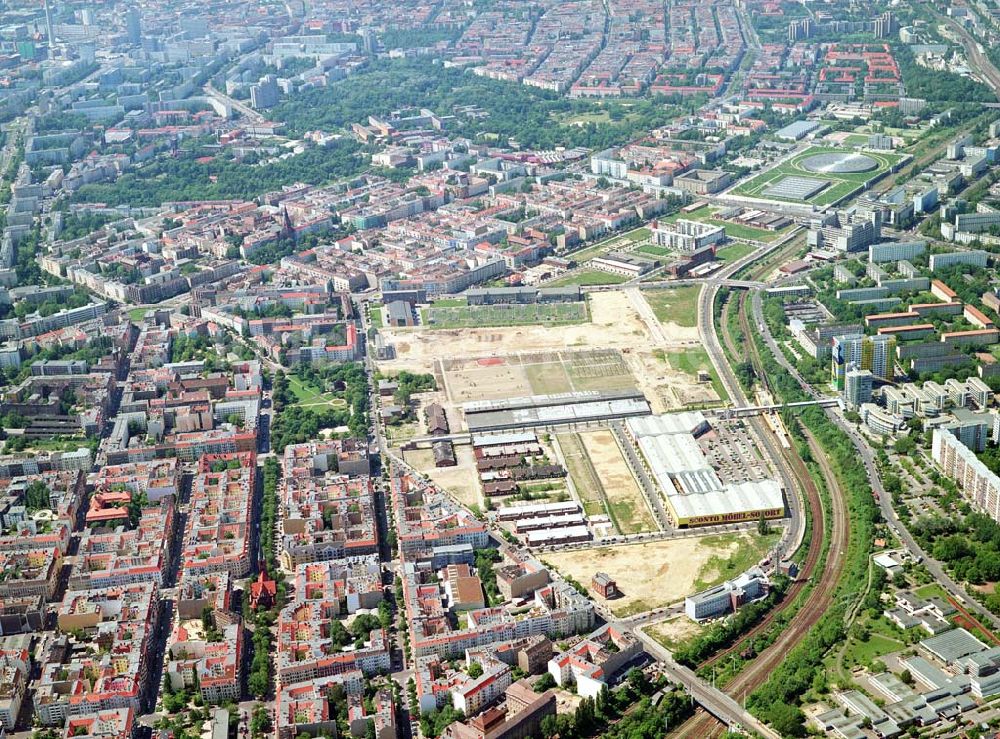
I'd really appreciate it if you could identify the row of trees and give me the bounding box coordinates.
[248,455,285,699]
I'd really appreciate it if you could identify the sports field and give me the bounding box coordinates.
[422,301,589,329]
[733,146,906,206]
[547,269,629,287]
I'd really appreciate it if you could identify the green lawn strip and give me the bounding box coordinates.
[637,244,672,257]
[709,220,781,243]
[914,583,950,600]
[24,437,91,452]
[286,375,342,410]
[716,243,756,262]
[663,205,714,224]
[370,306,384,328]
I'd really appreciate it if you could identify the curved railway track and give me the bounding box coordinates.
[673,290,851,737]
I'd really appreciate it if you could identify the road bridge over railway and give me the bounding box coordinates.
[707,398,842,418]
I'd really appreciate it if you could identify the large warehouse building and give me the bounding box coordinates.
[462,390,650,432]
[624,413,785,527]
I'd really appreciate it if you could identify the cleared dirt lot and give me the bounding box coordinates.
[403,445,482,510]
[578,430,655,534]
[443,358,534,403]
[441,349,637,404]
[376,291,713,415]
[542,533,765,617]
[379,292,691,364]
[643,616,706,653]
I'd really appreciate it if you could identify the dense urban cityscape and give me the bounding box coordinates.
[6,0,1000,737]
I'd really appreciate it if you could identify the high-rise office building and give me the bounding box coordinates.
[126,6,142,46]
[250,75,279,110]
[44,0,56,44]
[844,367,873,410]
[831,334,896,389]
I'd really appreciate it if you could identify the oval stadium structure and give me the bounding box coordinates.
[801,152,879,174]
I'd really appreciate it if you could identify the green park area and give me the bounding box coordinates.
[569,225,652,263]
[286,373,347,410]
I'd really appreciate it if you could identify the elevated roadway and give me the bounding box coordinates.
[634,630,781,739]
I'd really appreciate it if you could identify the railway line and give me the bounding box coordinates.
[672,289,851,737]
[694,298,826,674]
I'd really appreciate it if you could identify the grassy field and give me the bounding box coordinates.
[840,133,871,146]
[520,349,636,395]
[842,632,905,666]
[556,432,607,517]
[715,243,755,263]
[20,437,91,452]
[733,146,905,206]
[914,583,951,601]
[692,532,779,591]
[548,270,629,287]
[421,301,589,329]
[645,617,706,653]
[128,307,150,321]
[643,286,701,327]
[636,244,672,257]
[666,347,728,402]
[369,306,384,328]
[580,430,655,535]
